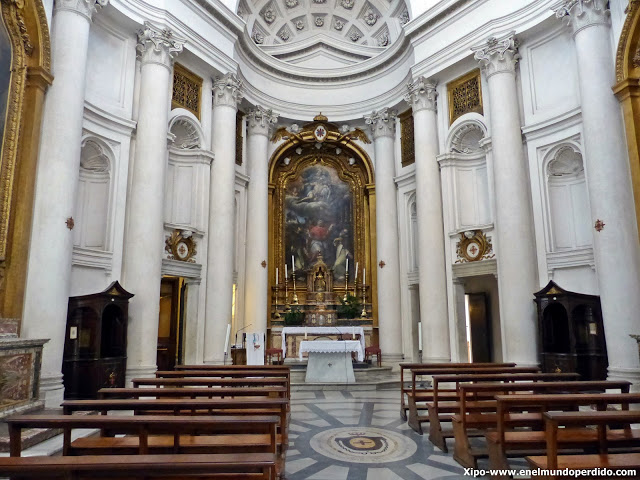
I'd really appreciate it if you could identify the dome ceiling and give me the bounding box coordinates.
[237,0,410,67]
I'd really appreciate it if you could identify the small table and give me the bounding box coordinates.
[299,340,362,383]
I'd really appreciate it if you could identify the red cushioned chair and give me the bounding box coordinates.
[265,348,283,365]
[365,345,382,367]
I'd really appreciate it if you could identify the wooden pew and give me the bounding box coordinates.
[398,362,516,420]
[487,393,640,479]
[452,380,631,468]
[61,397,290,451]
[175,364,290,370]
[425,372,578,451]
[99,386,288,400]
[526,410,640,480]
[155,369,291,402]
[132,377,289,390]
[4,414,279,479]
[0,453,277,479]
[407,366,540,435]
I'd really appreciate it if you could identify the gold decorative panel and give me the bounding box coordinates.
[236,110,243,166]
[447,69,483,125]
[172,63,202,119]
[399,109,415,168]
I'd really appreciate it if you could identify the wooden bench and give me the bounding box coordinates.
[487,393,640,479]
[0,453,277,479]
[131,377,289,390]
[61,397,289,450]
[526,410,640,480]
[398,362,516,420]
[99,386,288,400]
[451,380,631,468]
[407,366,539,434]
[425,372,578,451]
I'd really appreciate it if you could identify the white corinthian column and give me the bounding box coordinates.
[123,23,185,382]
[471,32,538,366]
[365,108,403,366]
[555,0,640,385]
[404,78,450,362]
[244,107,278,344]
[204,74,242,363]
[22,0,109,407]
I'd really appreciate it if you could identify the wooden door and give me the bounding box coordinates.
[467,293,492,363]
[157,277,184,371]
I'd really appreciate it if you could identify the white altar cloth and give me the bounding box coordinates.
[298,340,364,362]
[281,326,365,358]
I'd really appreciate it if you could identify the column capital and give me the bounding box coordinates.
[136,22,185,70]
[404,77,437,113]
[553,0,609,35]
[54,0,108,22]
[364,108,397,139]
[213,73,243,109]
[471,31,519,78]
[247,105,278,137]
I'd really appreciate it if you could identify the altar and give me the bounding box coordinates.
[301,340,360,383]
[281,326,365,358]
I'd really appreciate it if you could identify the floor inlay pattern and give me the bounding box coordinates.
[285,389,490,480]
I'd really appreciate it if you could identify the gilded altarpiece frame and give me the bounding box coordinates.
[0,0,52,322]
[615,0,640,239]
[268,118,378,346]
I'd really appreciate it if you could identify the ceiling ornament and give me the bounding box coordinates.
[377,33,389,47]
[253,31,265,44]
[271,113,371,146]
[315,16,325,27]
[262,8,277,23]
[295,20,305,30]
[285,0,298,7]
[363,8,379,26]
[334,20,345,30]
[279,29,291,41]
[349,31,362,42]
[341,0,355,9]
[399,10,409,25]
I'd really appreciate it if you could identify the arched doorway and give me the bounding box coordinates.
[267,115,377,355]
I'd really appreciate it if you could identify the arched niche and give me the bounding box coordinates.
[169,109,205,150]
[614,2,640,238]
[0,0,52,319]
[543,143,591,252]
[267,116,376,326]
[74,137,114,252]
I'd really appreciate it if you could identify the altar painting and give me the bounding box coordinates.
[285,164,353,281]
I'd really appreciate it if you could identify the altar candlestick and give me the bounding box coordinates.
[363,268,366,285]
[304,327,307,339]
[276,268,278,285]
[346,257,348,273]
[355,262,358,281]
[285,264,288,280]
[292,255,295,272]
[418,322,423,351]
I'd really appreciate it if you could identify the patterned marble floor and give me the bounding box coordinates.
[285,389,486,480]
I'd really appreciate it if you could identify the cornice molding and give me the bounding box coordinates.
[471,31,519,78]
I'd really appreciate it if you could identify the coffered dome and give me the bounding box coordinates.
[237,0,410,67]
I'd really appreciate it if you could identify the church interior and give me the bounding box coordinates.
[2,0,640,478]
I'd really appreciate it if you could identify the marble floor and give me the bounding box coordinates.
[285,389,492,480]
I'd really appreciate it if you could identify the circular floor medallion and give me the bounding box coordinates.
[309,427,417,464]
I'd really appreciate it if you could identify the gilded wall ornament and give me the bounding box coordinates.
[165,230,197,263]
[399,109,415,167]
[447,69,483,124]
[66,217,75,230]
[455,230,494,263]
[594,219,606,232]
[172,63,202,119]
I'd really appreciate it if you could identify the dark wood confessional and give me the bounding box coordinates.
[534,281,607,381]
[62,281,134,399]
